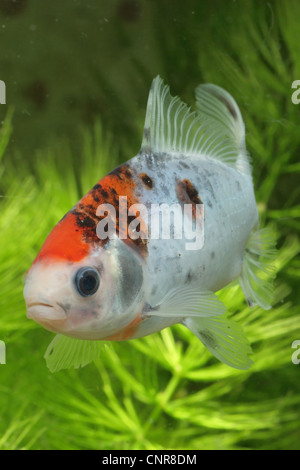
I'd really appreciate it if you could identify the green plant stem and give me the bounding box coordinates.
[143,372,181,436]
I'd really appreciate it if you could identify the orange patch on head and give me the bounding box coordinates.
[33,212,91,264]
[34,163,148,264]
[82,164,148,258]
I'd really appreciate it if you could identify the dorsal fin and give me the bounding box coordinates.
[140,76,251,175]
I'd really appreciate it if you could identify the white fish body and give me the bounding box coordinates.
[24,77,276,372]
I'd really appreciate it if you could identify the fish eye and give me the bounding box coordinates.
[74,267,100,297]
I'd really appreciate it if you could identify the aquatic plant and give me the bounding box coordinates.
[0,0,299,450]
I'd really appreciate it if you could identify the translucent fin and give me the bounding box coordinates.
[239,227,277,310]
[195,83,251,174]
[145,285,226,318]
[183,315,253,370]
[44,334,106,373]
[141,76,240,164]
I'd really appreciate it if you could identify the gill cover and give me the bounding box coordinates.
[44,236,145,372]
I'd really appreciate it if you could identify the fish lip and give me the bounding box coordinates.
[26,302,66,321]
[27,302,54,309]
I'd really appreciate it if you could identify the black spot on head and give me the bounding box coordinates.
[71,209,98,242]
[124,166,132,179]
[140,172,153,189]
[100,189,109,199]
[109,163,132,180]
[210,251,215,259]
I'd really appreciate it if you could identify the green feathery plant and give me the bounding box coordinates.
[0,0,299,450]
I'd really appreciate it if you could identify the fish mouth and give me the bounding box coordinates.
[26,302,66,321]
[27,302,54,309]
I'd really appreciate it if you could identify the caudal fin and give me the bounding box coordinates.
[239,228,277,310]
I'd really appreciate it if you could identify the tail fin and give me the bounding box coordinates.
[239,228,277,310]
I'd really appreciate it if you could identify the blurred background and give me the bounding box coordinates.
[0,0,299,450]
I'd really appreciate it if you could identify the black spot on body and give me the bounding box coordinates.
[179,161,190,169]
[185,270,193,284]
[151,285,158,296]
[235,180,242,192]
[176,179,203,218]
[140,172,153,189]
[185,181,202,205]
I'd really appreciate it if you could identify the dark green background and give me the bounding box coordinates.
[0,0,299,451]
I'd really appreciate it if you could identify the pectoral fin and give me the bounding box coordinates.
[44,334,107,373]
[144,285,226,319]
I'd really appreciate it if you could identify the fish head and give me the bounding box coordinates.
[24,210,145,340]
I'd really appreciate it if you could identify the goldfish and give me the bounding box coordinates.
[24,76,276,372]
